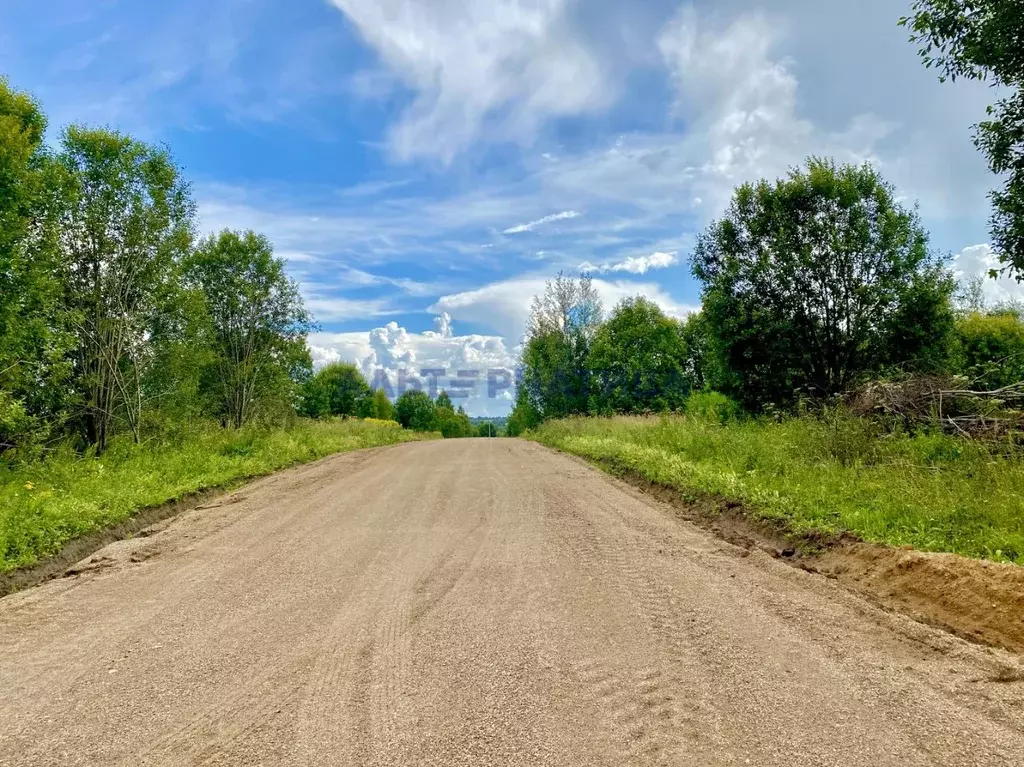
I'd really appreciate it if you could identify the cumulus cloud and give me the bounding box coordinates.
[579,251,677,275]
[309,315,518,417]
[430,278,549,342]
[535,7,892,221]
[329,0,611,162]
[502,210,581,235]
[431,275,695,341]
[952,244,1024,306]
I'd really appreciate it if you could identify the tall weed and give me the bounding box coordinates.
[529,413,1024,563]
[0,419,435,572]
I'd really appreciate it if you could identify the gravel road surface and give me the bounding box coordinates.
[1,439,1022,766]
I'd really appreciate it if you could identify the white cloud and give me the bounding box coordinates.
[195,181,544,268]
[592,279,696,320]
[430,278,549,342]
[328,0,612,162]
[309,315,518,417]
[276,250,325,264]
[537,7,892,219]
[579,251,678,275]
[431,274,695,341]
[308,344,342,368]
[953,244,1024,306]
[502,210,581,235]
[303,296,401,322]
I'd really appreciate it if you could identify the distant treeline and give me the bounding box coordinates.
[508,159,1024,437]
[299,363,493,438]
[0,75,505,458]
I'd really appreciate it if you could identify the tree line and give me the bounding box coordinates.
[0,78,322,456]
[508,159,1024,435]
[0,76,499,457]
[299,362,489,438]
[507,0,1024,435]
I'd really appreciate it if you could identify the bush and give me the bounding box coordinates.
[0,392,37,459]
[395,390,437,432]
[955,310,1024,391]
[684,391,740,424]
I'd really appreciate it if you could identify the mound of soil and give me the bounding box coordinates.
[587,454,1024,656]
[811,544,1024,656]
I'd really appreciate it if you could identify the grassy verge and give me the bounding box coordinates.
[528,414,1024,564]
[1,418,436,573]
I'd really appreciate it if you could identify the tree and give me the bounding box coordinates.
[183,230,313,428]
[436,390,454,412]
[476,421,499,437]
[678,311,731,394]
[521,272,602,419]
[395,390,437,431]
[692,158,956,409]
[506,384,541,437]
[358,388,397,421]
[955,308,1024,389]
[142,280,217,436]
[588,297,690,413]
[57,126,195,449]
[901,1,1024,277]
[432,390,473,438]
[0,79,73,452]
[302,363,370,419]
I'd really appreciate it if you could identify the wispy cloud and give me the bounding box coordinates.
[502,210,581,235]
[328,0,614,162]
[579,251,678,275]
[303,296,403,323]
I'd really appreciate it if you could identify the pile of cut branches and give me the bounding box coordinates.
[848,375,1024,439]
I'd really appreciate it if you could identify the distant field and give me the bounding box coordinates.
[528,414,1024,564]
[0,419,436,573]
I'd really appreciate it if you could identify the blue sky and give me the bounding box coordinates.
[2,0,1018,415]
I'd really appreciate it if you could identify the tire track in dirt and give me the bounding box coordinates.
[1,439,1023,766]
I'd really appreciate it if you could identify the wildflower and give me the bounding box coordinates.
[24,482,34,491]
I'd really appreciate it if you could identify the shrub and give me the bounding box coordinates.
[684,391,741,424]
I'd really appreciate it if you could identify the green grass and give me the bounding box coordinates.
[528,413,1024,563]
[0,418,437,572]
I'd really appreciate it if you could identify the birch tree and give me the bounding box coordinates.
[184,230,313,428]
[57,127,194,450]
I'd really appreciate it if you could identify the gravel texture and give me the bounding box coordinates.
[1,438,1022,766]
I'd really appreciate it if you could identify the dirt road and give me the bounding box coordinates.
[2,439,1023,766]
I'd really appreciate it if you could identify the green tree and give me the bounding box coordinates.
[693,158,956,409]
[588,297,690,413]
[0,79,72,452]
[436,390,454,412]
[476,421,499,437]
[432,390,473,437]
[142,281,217,436]
[57,126,195,448]
[358,388,397,421]
[901,1,1024,277]
[506,384,541,437]
[678,311,732,394]
[395,390,437,431]
[183,230,313,428]
[302,363,370,419]
[521,273,602,420]
[955,309,1024,389]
